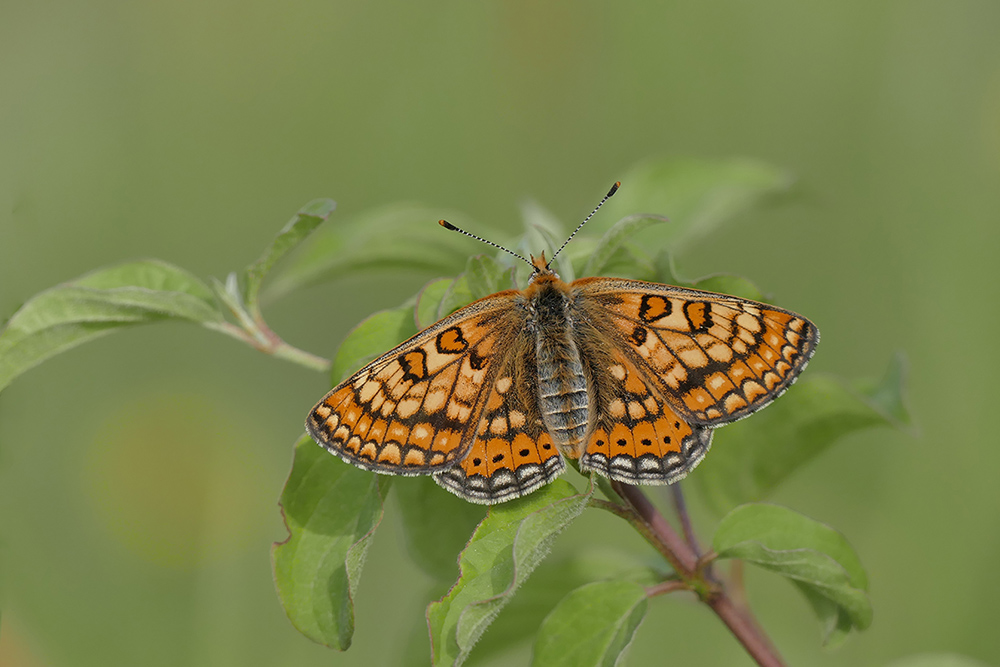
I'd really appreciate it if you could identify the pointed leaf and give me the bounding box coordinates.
[713,504,871,642]
[0,260,222,392]
[518,199,573,282]
[471,549,662,663]
[653,251,768,301]
[416,278,457,329]
[243,199,336,317]
[436,275,475,322]
[852,351,913,432]
[427,479,593,667]
[582,215,670,278]
[264,204,476,301]
[692,355,913,514]
[329,304,418,384]
[273,435,389,649]
[599,157,793,255]
[687,274,767,303]
[464,255,510,301]
[532,580,648,667]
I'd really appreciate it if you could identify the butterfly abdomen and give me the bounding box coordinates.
[529,280,590,451]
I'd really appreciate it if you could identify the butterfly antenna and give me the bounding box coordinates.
[438,219,533,268]
[547,181,620,268]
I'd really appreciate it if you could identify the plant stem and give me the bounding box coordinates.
[205,322,331,372]
[269,342,332,372]
[670,483,702,557]
[612,482,786,667]
[645,580,687,598]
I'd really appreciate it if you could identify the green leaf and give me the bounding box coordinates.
[691,354,913,514]
[582,214,670,278]
[852,351,913,432]
[329,304,418,384]
[884,655,994,667]
[688,274,767,302]
[653,251,768,301]
[598,157,793,256]
[416,278,457,329]
[470,549,662,664]
[712,504,871,643]
[243,199,336,318]
[0,260,223,393]
[532,580,648,667]
[465,255,512,301]
[517,199,573,282]
[793,581,854,648]
[436,275,475,321]
[273,435,389,650]
[264,203,476,302]
[427,479,593,667]
[394,477,486,581]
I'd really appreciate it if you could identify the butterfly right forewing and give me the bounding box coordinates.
[573,278,818,426]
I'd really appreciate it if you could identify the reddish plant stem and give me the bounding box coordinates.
[670,483,701,557]
[612,482,786,667]
[645,580,687,598]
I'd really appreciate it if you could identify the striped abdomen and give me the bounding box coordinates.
[531,283,589,451]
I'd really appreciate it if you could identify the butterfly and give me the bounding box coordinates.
[306,182,819,504]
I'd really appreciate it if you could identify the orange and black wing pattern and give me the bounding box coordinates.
[307,292,523,477]
[573,278,818,426]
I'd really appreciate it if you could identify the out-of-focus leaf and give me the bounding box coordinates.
[394,477,486,581]
[329,304,418,384]
[272,435,389,650]
[264,204,478,302]
[427,480,593,667]
[852,351,913,432]
[688,274,768,303]
[436,275,475,322]
[713,504,871,644]
[517,199,572,283]
[884,655,993,667]
[531,580,648,667]
[582,214,670,278]
[243,199,335,317]
[598,157,793,256]
[692,354,913,514]
[470,548,662,664]
[416,278,457,329]
[653,251,768,301]
[0,260,222,392]
[465,255,511,301]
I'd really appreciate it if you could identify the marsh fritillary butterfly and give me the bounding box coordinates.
[306,183,819,503]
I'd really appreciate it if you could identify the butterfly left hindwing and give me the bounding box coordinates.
[433,336,565,503]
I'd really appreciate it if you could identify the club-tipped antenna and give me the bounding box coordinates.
[438,219,533,268]
[547,181,620,268]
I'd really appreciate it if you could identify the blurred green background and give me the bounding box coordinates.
[2,1,999,666]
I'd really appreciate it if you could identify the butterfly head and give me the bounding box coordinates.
[528,252,558,283]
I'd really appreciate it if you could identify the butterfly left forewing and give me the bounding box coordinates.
[573,277,818,426]
[307,292,521,475]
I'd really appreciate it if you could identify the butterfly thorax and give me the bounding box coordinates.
[523,266,590,455]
